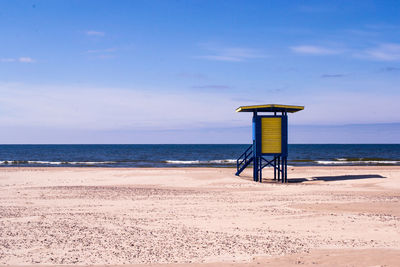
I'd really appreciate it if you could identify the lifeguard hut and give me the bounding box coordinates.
[235,104,304,183]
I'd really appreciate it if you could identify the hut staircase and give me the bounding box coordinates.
[235,145,253,176]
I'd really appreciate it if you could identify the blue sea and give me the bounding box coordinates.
[0,144,399,167]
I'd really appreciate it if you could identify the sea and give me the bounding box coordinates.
[0,144,399,167]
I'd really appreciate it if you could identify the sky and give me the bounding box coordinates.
[0,0,400,144]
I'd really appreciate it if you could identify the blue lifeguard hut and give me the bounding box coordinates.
[235,104,304,183]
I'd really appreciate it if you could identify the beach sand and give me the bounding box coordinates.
[0,166,399,266]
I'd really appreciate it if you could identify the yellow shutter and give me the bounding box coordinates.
[261,117,281,154]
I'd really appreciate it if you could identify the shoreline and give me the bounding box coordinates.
[2,163,400,168]
[1,166,399,265]
[2,165,400,169]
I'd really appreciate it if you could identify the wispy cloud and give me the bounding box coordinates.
[0,57,35,63]
[292,43,400,61]
[0,83,241,131]
[96,54,115,59]
[231,97,260,103]
[380,66,400,72]
[196,44,266,62]
[86,48,116,53]
[191,85,232,89]
[177,72,207,80]
[19,57,35,63]
[0,58,15,62]
[363,43,400,61]
[86,30,105,37]
[85,48,116,60]
[298,5,332,13]
[291,45,342,55]
[343,29,379,37]
[365,24,400,31]
[321,73,347,78]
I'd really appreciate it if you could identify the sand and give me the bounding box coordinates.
[0,166,399,266]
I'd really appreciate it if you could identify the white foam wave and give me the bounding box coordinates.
[67,161,115,165]
[28,161,63,165]
[316,160,347,165]
[209,159,237,164]
[165,160,200,164]
[165,159,236,164]
[316,160,400,165]
[0,160,116,165]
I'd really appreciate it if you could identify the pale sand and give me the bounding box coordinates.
[0,166,399,266]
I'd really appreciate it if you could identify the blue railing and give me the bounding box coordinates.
[236,144,253,176]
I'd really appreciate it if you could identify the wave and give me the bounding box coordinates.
[165,160,201,164]
[0,159,238,166]
[165,159,236,165]
[315,160,400,165]
[67,161,115,165]
[335,157,396,161]
[0,160,116,165]
[209,159,237,164]
[3,158,398,167]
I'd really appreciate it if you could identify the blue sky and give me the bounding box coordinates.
[1,0,400,143]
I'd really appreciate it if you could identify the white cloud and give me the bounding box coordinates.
[197,55,244,62]
[86,48,116,53]
[290,45,341,55]
[18,57,34,63]
[0,58,16,62]
[0,57,34,63]
[96,54,115,59]
[0,81,399,143]
[363,43,400,61]
[294,90,400,125]
[86,30,105,37]
[291,43,400,61]
[0,83,242,131]
[85,48,116,60]
[197,44,266,62]
[298,5,331,13]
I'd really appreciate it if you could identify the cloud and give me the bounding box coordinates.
[321,73,346,78]
[191,85,232,89]
[290,123,400,144]
[198,55,242,62]
[380,66,400,72]
[291,43,400,61]
[365,24,400,31]
[0,82,399,143]
[1,57,34,63]
[86,30,105,37]
[85,48,116,60]
[196,44,266,62]
[18,57,34,63]
[291,45,341,55]
[0,58,16,62]
[363,43,400,61]
[298,5,332,13]
[343,29,379,37]
[0,83,244,132]
[86,48,116,53]
[230,97,261,104]
[96,54,115,59]
[177,73,207,80]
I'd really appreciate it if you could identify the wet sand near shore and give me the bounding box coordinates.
[0,167,399,266]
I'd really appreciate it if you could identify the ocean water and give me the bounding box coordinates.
[0,144,399,167]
